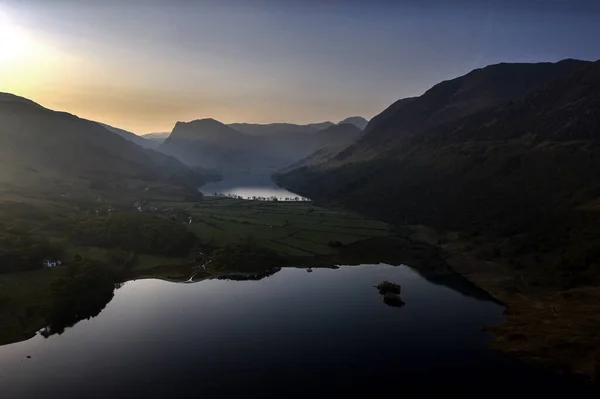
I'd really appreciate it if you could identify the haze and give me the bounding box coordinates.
[1,0,599,133]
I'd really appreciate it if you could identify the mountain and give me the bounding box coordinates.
[275,59,596,233]
[338,116,368,130]
[99,123,159,149]
[362,59,585,137]
[0,93,205,202]
[160,119,286,170]
[0,93,44,108]
[160,118,362,172]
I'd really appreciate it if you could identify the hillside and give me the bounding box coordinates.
[310,123,363,147]
[346,59,590,158]
[276,59,600,255]
[99,123,158,149]
[0,93,204,203]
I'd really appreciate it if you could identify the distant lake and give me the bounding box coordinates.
[0,264,587,398]
[199,171,302,200]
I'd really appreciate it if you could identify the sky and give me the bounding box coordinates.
[1,0,599,134]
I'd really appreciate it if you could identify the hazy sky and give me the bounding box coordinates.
[1,0,599,133]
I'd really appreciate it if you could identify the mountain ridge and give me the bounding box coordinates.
[160,117,363,172]
[275,58,597,229]
[0,93,205,202]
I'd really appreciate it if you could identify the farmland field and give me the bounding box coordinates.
[149,196,394,256]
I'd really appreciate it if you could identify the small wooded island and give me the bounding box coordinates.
[376,281,405,307]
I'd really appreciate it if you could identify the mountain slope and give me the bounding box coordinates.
[309,123,363,147]
[275,59,596,233]
[344,59,590,158]
[99,123,158,149]
[0,93,203,202]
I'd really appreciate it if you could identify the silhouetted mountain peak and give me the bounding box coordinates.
[359,58,591,147]
[0,92,45,109]
[167,118,244,143]
[188,118,224,125]
[338,116,368,130]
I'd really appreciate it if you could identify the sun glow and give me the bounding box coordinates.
[0,7,71,99]
[0,10,33,64]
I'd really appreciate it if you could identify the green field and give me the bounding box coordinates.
[150,197,393,257]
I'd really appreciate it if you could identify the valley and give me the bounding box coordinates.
[3,2,600,397]
[1,58,600,393]
[0,189,419,346]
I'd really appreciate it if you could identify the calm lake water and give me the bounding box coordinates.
[0,264,591,398]
[200,171,300,199]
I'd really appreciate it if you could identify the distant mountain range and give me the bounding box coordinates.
[0,93,208,203]
[142,132,171,143]
[159,117,365,171]
[107,118,369,172]
[0,90,368,188]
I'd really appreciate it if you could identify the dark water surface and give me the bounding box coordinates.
[0,265,591,398]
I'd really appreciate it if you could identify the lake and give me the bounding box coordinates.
[200,171,301,199]
[0,264,589,398]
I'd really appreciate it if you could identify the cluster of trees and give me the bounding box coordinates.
[71,213,196,257]
[211,244,283,273]
[43,260,121,336]
[212,192,309,202]
[0,227,63,273]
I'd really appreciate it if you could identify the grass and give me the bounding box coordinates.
[151,196,394,256]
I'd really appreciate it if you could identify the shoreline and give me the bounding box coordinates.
[407,225,600,383]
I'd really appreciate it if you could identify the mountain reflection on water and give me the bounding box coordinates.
[0,264,591,398]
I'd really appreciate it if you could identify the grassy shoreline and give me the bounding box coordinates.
[6,194,594,385]
[0,232,452,346]
[0,196,424,346]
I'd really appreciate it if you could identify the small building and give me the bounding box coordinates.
[43,259,62,268]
